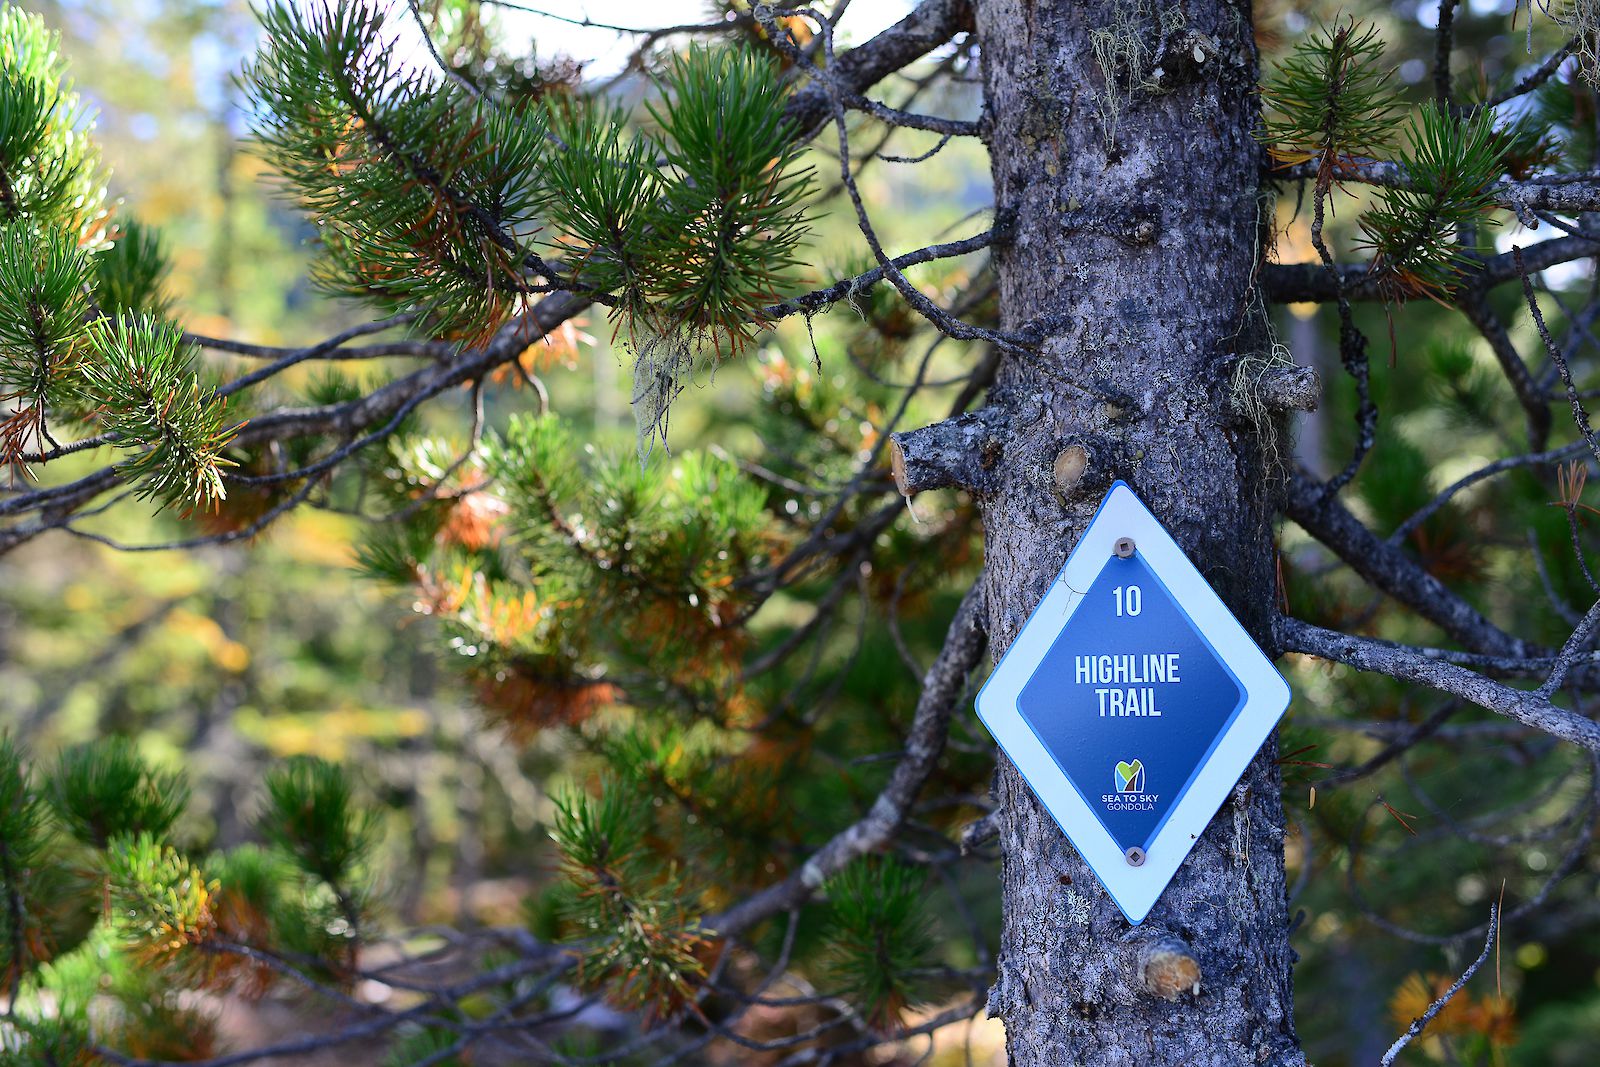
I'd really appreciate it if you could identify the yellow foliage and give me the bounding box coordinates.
[235,705,431,758]
[1388,971,1517,1051]
[165,608,250,673]
[281,510,362,568]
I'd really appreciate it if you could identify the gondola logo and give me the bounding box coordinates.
[1114,759,1145,794]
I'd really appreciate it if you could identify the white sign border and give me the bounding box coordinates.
[974,480,1291,924]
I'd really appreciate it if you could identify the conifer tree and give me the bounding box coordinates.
[5,1,1600,1064]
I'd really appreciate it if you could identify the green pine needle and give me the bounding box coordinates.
[470,413,771,718]
[5,1014,96,1067]
[1,735,51,996]
[820,857,937,1029]
[642,45,812,351]
[94,219,174,319]
[46,737,189,849]
[1357,105,1508,299]
[103,833,221,984]
[78,315,239,513]
[542,100,662,323]
[0,4,107,235]
[259,756,379,889]
[550,776,652,883]
[1260,16,1405,164]
[244,0,547,342]
[0,222,92,466]
[551,777,708,1018]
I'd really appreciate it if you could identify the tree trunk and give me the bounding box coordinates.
[974,1,1303,1063]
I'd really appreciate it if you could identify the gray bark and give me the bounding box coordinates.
[972,1,1303,1063]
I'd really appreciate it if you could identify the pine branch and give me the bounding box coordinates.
[779,0,974,142]
[1356,106,1508,300]
[0,6,107,233]
[550,779,708,1017]
[1381,904,1500,1065]
[77,317,238,513]
[0,292,587,555]
[710,582,986,937]
[1278,617,1600,751]
[0,224,91,473]
[1264,232,1600,303]
[1468,37,1579,113]
[244,1,548,342]
[1282,472,1537,660]
[759,226,998,322]
[754,6,1023,359]
[1260,16,1405,166]
[1270,154,1600,216]
[0,0,973,556]
[640,45,813,352]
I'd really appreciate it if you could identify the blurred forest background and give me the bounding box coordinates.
[4,0,1599,1063]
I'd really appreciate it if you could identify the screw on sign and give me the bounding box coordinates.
[975,481,1291,923]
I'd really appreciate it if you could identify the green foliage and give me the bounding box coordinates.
[1260,17,1405,163]
[37,924,224,1059]
[304,366,368,407]
[354,517,440,585]
[438,413,773,724]
[95,219,174,320]
[617,44,813,453]
[77,316,238,512]
[1357,433,1435,535]
[244,1,810,448]
[3,1014,96,1067]
[550,775,652,882]
[258,755,379,890]
[0,736,51,998]
[1357,106,1508,299]
[1531,69,1600,173]
[591,720,789,885]
[0,4,106,234]
[820,857,936,1028]
[550,778,708,1017]
[385,1026,467,1067]
[243,0,548,343]
[353,414,779,734]
[643,46,811,350]
[0,223,88,467]
[0,223,90,394]
[1424,337,1502,432]
[46,736,189,848]
[207,844,362,974]
[103,833,218,971]
[0,6,220,513]
[486,413,770,593]
[541,101,660,318]
[0,737,385,1052]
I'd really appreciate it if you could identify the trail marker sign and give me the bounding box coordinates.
[975,481,1291,924]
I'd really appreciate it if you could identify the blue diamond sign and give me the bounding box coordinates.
[976,481,1291,924]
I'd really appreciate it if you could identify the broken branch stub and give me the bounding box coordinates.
[889,406,1009,497]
